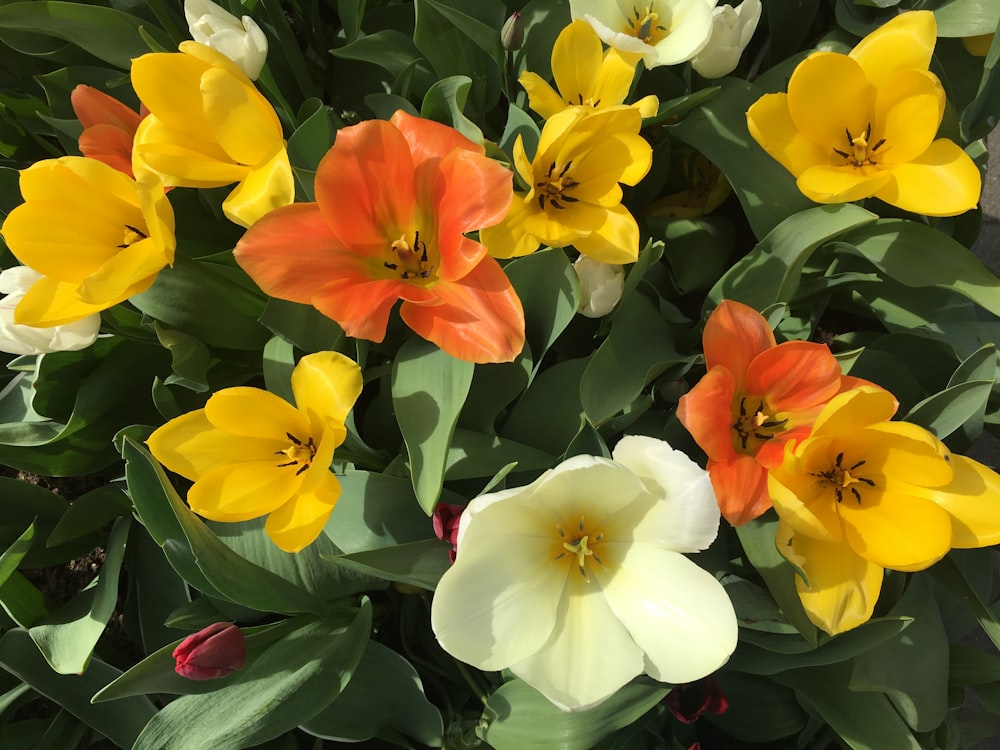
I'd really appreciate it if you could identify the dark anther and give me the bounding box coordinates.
[550,199,564,210]
[864,123,872,140]
[124,224,147,238]
[286,433,302,445]
[578,518,585,532]
[835,487,843,503]
[546,161,557,178]
[295,464,309,476]
[639,17,653,39]
[538,194,546,210]
[753,432,774,441]
[739,398,747,417]
[559,161,572,178]
[858,476,875,487]
[851,487,862,503]
[578,93,584,104]
[850,459,866,470]
[833,147,850,159]
[561,195,579,203]
[872,138,886,152]
[835,452,844,468]
[384,262,398,270]
[844,127,853,146]
[276,460,297,467]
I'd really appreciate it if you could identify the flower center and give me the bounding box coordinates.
[554,515,607,582]
[832,123,887,168]
[118,223,148,248]
[274,431,316,476]
[731,396,788,455]
[625,4,668,44]
[536,161,581,211]
[810,451,877,505]
[384,230,435,282]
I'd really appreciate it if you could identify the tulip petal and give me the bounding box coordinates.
[787,52,874,156]
[400,258,525,364]
[222,146,294,227]
[777,520,883,635]
[838,488,952,571]
[131,51,212,136]
[710,454,772,526]
[852,422,953,487]
[528,454,648,524]
[510,577,644,711]
[200,66,282,166]
[812,386,897,436]
[79,124,138,178]
[431,531,564,672]
[875,139,982,217]
[612,435,721,551]
[291,351,363,432]
[746,341,842,412]
[570,203,641,263]
[205,387,310,440]
[768,436,844,540]
[551,20,605,107]
[391,109,481,171]
[264,470,341,552]
[598,544,737,684]
[702,299,775,377]
[677,365,738,462]
[796,163,893,204]
[647,0,715,66]
[849,10,936,90]
[746,92,830,178]
[521,72,569,120]
[928,455,1000,548]
[479,194,543,259]
[874,69,943,165]
[188,460,299,521]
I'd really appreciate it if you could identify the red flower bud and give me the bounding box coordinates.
[664,676,728,723]
[432,502,465,563]
[173,622,247,681]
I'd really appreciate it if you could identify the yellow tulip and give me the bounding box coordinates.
[130,41,293,228]
[768,386,1000,634]
[0,156,174,326]
[147,351,363,553]
[746,11,981,216]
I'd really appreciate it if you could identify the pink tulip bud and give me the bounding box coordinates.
[432,502,465,563]
[173,622,246,680]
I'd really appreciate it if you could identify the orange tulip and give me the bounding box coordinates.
[70,85,144,179]
[677,300,873,525]
[234,110,525,364]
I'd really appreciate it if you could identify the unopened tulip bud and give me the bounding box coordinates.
[173,622,246,680]
[501,12,523,52]
[691,0,762,79]
[184,0,268,79]
[432,502,465,563]
[573,255,625,318]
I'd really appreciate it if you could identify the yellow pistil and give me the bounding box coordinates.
[730,396,788,455]
[275,431,316,476]
[535,161,580,211]
[626,4,668,45]
[384,230,434,281]
[554,516,607,581]
[832,123,887,168]
[810,451,877,505]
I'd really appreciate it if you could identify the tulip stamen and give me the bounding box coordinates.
[536,161,580,211]
[834,123,886,168]
[553,519,607,581]
[732,397,787,452]
[810,451,876,504]
[388,231,435,281]
[118,223,148,248]
[627,5,668,44]
[275,432,317,475]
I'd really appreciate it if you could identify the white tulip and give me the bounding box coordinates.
[431,436,738,711]
[691,0,763,78]
[571,0,717,69]
[0,267,100,355]
[573,255,625,318]
[184,0,268,80]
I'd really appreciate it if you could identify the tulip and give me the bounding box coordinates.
[573,255,625,317]
[0,267,100,355]
[173,622,247,680]
[691,0,762,78]
[184,0,268,80]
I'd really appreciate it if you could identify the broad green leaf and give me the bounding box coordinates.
[580,290,688,425]
[778,661,923,750]
[903,381,994,440]
[132,605,371,750]
[0,522,34,589]
[505,248,580,376]
[0,572,48,628]
[262,335,295,405]
[123,437,329,616]
[324,539,452,590]
[29,516,130,675]
[708,671,806,742]
[479,677,668,750]
[259,298,347,354]
[392,337,474,514]
[154,323,211,393]
[502,358,587,455]
[286,102,341,201]
[331,29,434,86]
[706,203,878,312]
[934,0,999,36]
[131,525,191,654]
[0,2,151,69]
[498,103,539,165]
[850,576,949,732]
[301,640,442,746]
[445,428,555,480]
[0,629,156,749]
[929,554,1000,653]
[45,483,131,547]
[420,75,482,143]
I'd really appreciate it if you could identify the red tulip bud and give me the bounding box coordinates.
[173,622,246,680]
[432,502,465,563]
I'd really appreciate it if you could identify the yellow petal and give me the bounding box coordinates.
[550,20,605,108]
[634,94,659,119]
[188,460,299,521]
[205,386,310,440]
[746,92,830,177]
[291,351,363,434]
[221,146,295,227]
[20,157,140,214]
[850,10,936,90]
[133,117,248,187]
[777,520,883,636]
[768,436,845,541]
[571,203,640,263]
[147,409,286,480]
[520,72,568,120]
[876,139,982,217]
[14,276,120,327]
[812,386,897,437]
[200,66,283,166]
[591,49,639,110]
[76,237,170,306]
[519,197,603,247]
[838,487,952,571]
[924,454,1000,548]
[854,421,953,487]
[874,69,943,165]
[787,52,874,157]
[479,194,543,258]
[131,51,213,136]
[264,470,341,552]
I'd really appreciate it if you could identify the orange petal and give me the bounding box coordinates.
[677,366,738,462]
[401,257,525,364]
[392,109,482,167]
[70,85,142,132]
[702,299,775,379]
[78,125,137,178]
[315,118,415,253]
[746,341,842,413]
[708,454,771,526]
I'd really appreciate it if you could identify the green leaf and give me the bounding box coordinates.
[934,0,999,36]
[392,337,474,514]
[287,103,342,200]
[498,103,539,164]
[929,554,1000,653]
[708,671,806,742]
[132,605,372,750]
[0,573,48,628]
[0,522,34,589]
[0,2,152,69]
[706,203,879,312]
[29,516,131,675]
[479,677,668,750]
[502,358,587,455]
[45,483,132,547]
[154,323,211,392]
[902,380,994,440]
[420,75,483,143]
[259,298,347,354]
[445,428,555,480]
[778,661,923,750]
[123,437,330,616]
[324,539,452,590]
[301,640,442,746]
[0,629,156,749]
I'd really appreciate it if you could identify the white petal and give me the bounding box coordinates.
[612,435,720,552]
[530,453,649,525]
[0,267,41,295]
[431,528,565,672]
[598,543,737,684]
[649,0,715,66]
[509,576,644,711]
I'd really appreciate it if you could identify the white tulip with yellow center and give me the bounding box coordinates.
[431,435,738,711]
